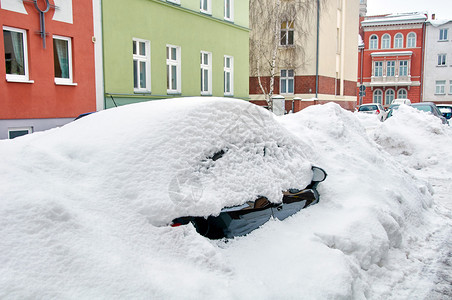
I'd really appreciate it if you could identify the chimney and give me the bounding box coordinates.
[432,14,436,20]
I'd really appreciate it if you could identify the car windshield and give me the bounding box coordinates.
[413,105,432,113]
[359,105,377,112]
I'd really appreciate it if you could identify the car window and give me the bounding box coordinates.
[413,105,432,113]
[359,105,377,112]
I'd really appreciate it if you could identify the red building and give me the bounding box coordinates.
[358,13,427,107]
[0,0,97,139]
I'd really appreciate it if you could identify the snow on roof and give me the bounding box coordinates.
[362,12,427,26]
[428,19,452,27]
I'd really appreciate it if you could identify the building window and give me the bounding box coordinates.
[373,89,383,104]
[407,32,416,48]
[437,54,446,66]
[394,33,403,48]
[133,39,151,92]
[280,21,294,46]
[385,89,395,105]
[369,35,378,49]
[381,34,391,49]
[397,88,407,99]
[8,127,32,139]
[3,26,29,82]
[53,35,73,84]
[386,61,395,76]
[435,80,446,94]
[166,45,181,94]
[200,51,212,95]
[439,28,448,41]
[224,55,233,96]
[399,60,408,76]
[200,0,211,14]
[374,61,383,77]
[224,0,234,21]
[280,69,294,94]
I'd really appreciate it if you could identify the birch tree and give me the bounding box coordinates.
[250,0,323,111]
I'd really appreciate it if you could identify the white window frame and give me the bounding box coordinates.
[397,88,407,99]
[133,38,151,93]
[374,61,383,77]
[369,35,378,49]
[8,127,33,139]
[53,35,74,85]
[399,60,408,76]
[437,54,447,66]
[373,89,383,104]
[439,28,448,41]
[200,0,211,14]
[407,32,416,48]
[166,44,181,94]
[381,34,391,49]
[386,61,395,76]
[224,55,234,96]
[200,51,212,95]
[280,69,294,95]
[3,26,31,83]
[280,21,294,46]
[385,89,395,106]
[394,33,403,48]
[435,80,446,95]
[224,0,234,22]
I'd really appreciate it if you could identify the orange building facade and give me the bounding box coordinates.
[0,0,96,139]
[358,13,427,107]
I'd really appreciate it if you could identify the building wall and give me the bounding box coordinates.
[102,0,249,108]
[0,0,97,139]
[423,21,452,103]
[249,0,358,111]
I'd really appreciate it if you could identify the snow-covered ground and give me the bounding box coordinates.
[0,98,450,299]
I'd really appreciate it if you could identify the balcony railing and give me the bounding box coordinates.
[370,75,412,86]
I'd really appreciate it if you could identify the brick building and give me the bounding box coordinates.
[358,13,427,106]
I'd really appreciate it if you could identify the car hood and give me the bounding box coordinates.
[0,98,314,226]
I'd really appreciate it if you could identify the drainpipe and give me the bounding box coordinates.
[420,20,426,102]
[315,0,320,98]
[359,44,364,106]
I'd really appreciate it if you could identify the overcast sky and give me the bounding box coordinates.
[366,0,452,20]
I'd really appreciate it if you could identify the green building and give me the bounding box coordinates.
[101,0,249,108]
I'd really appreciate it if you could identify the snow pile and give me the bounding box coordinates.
[0,99,449,299]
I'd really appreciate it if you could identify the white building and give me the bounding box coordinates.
[423,20,452,103]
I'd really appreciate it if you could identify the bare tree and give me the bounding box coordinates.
[250,0,323,111]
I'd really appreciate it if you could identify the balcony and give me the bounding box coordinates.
[370,75,412,87]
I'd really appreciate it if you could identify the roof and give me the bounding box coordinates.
[362,12,427,27]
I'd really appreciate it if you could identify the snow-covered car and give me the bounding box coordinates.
[172,166,327,239]
[411,102,448,125]
[357,103,387,121]
[436,104,452,123]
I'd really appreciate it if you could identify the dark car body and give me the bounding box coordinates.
[437,104,452,121]
[172,166,327,239]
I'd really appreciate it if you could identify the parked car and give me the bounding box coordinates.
[411,102,448,125]
[172,166,327,239]
[357,103,387,121]
[436,104,452,122]
[391,98,411,106]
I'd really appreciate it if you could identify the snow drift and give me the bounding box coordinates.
[1,98,449,299]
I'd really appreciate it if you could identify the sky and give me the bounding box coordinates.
[366,0,452,20]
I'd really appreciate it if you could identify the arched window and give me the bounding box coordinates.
[407,32,416,48]
[382,34,391,49]
[397,88,407,99]
[385,89,395,105]
[394,33,403,48]
[373,89,383,104]
[369,35,378,49]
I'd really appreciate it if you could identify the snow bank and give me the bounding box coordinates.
[0,99,447,299]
